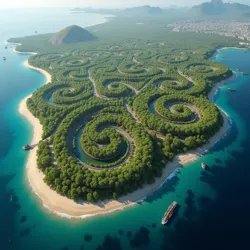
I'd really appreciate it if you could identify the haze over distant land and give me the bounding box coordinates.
[0,0,250,8]
[70,0,250,21]
[192,0,250,15]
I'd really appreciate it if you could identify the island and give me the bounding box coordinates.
[8,16,240,217]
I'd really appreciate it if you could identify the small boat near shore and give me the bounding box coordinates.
[22,144,32,150]
[161,201,178,225]
[236,68,240,71]
[241,72,249,76]
[3,57,6,61]
[201,162,207,170]
[5,45,8,49]
[228,88,236,92]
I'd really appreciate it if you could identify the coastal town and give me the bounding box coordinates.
[168,21,250,43]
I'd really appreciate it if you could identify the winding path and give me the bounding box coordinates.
[177,69,195,84]
[125,104,165,140]
[87,69,109,99]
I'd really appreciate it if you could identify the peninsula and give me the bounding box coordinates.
[10,17,239,217]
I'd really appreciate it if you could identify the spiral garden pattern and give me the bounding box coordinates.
[29,41,232,201]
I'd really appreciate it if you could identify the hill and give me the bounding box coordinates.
[49,25,96,45]
[124,5,164,15]
[192,0,250,16]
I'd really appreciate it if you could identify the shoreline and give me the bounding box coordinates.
[19,50,230,219]
[208,73,238,103]
[14,48,37,55]
[5,41,38,55]
[210,46,249,60]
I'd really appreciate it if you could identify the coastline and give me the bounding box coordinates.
[19,53,230,219]
[208,73,238,103]
[14,48,37,55]
[5,41,38,55]
[210,46,249,60]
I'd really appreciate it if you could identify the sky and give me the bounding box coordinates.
[0,0,249,8]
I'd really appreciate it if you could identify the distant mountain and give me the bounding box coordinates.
[49,25,96,45]
[192,0,250,16]
[124,5,164,15]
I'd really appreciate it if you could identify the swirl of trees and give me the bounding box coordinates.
[37,103,163,201]
[79,113,132,167]
[149,74,191,91]
[134,49,158,61]
[178,60,232,81]
[154,98,198,124]
[118,63,160,76]
[190,64,214,73]
[158,51,190,64]
[51,55,89,68]
[146,70,208,96]
[90,62,163,97]
[27,80,94,138]
[95,76,134,98]
[133,90,223,138]
[49,82,92,105]
[90,64,140,97]
[51,67,89,83]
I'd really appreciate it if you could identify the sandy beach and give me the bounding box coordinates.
[210,46,248,60]
[5,41,37,55]
[19,59,229,218]
[13,48,37,55]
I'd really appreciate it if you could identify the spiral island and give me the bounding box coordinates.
[9,23,238,216]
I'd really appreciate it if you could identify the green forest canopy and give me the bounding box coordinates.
[9,16,240,202]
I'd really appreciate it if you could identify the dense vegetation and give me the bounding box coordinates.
[10,18,237,202]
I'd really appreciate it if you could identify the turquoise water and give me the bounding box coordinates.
[1,9,250,250]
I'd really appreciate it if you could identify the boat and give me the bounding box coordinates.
[228,88,236,92]
[5,45,7,49]
[161,201,178,225]
[241,72,249,75]
[236,68,240,71]
[22,144,32,150]
[221,56,225,58]
[201,162,207,170]
[10,195,12,202]
[3,57,6,61]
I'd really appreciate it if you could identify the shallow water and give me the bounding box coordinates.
[0,9,250,250]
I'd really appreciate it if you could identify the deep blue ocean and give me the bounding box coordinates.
[0,8,250,250]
